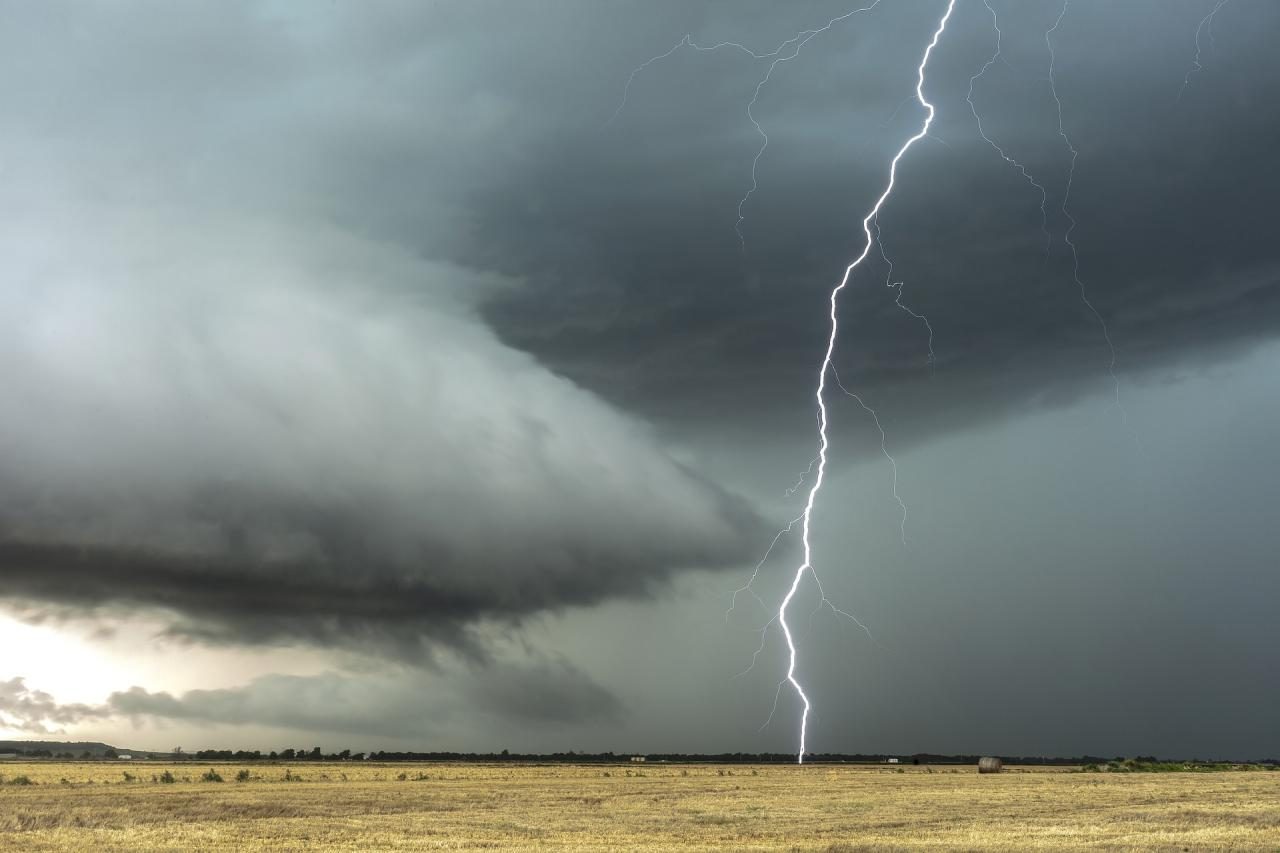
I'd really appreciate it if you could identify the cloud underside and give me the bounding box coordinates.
[0,209,760,655]
[465,2,1280,436]
[1,0,1278,661]
[2,660,621,738]
[0,534,713,656]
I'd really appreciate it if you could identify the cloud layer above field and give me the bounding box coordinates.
[0,1,1278,759]
[0,198,760,655]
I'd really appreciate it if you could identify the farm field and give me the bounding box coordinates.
[1,761,1277,850]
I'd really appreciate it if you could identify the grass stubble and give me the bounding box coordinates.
[0,761,1276,850]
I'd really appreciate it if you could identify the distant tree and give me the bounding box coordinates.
[269,751,279,759]
[309,747,321,760]
[103,749,118,759]
[280,749,296,760]
[80,751,92,759]
[196,750,230,760]
[501,749,510,758]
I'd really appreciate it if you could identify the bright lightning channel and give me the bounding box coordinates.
[781,0,956,764]
[613,6,915,737]
[1180,0,1231,101]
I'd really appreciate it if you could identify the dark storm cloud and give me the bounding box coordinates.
[464,0,1280,446]
[0,2,766,654]
[8,1,1271,459]
[1,0,1278,757]
[0,207,762,653]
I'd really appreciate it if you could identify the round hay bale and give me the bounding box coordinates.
[978,756,1003,774]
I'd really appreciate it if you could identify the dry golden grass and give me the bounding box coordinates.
[1,761,1277,850]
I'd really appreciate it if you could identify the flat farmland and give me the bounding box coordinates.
[1,761,1276,850]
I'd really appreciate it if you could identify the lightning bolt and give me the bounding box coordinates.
[726,515,803,625]
[728,509,875,686]
[1046,1,1133,436]
[874,218,935,368]
[611,0,971,763]
[605,0,1193,766]
[610,5,883,248]
[734,2,883,248]
[615,8,931,751]
[964,1,1135,446]
[830,366,907,546]
[1180,0,1231,102]
[780,0,956,763]
[784,457,820,498]
[967,0,1052,258]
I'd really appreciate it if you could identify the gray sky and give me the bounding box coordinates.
[1,0,1277,761]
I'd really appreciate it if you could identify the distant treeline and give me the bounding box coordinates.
[4,742,1277,765]
[351,751,1280,766]
[228,751,1280,766]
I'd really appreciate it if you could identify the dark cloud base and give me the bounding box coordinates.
[470,0,1280,443]
[0,522,760,659]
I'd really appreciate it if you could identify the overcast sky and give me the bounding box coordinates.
[2,0,1277,761]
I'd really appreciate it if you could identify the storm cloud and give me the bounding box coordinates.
[470,0,1280,444]
[0,1,1277,759]
[0,202,760,654]
[0,678,108,735]
[107,658,621,737]
[0,2,772,653]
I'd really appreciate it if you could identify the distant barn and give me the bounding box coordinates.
[978,756,1003,774]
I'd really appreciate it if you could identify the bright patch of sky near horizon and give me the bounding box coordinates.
[0,614,334,739]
